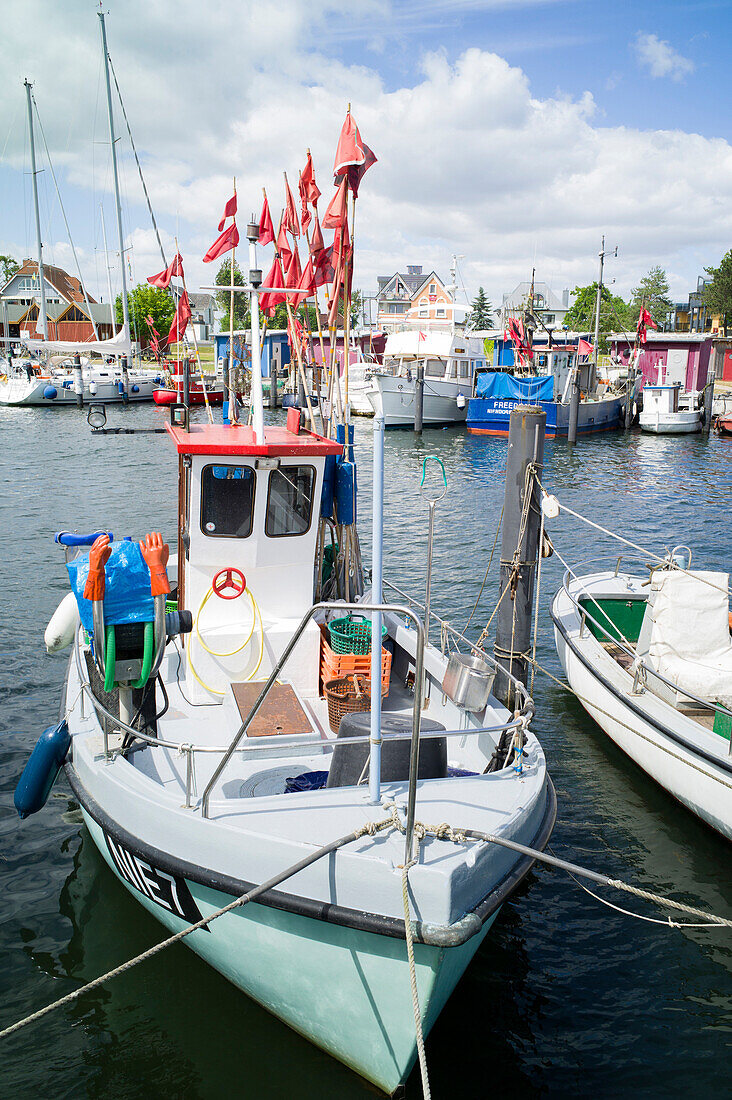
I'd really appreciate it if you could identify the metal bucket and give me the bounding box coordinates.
[442,653,496,712]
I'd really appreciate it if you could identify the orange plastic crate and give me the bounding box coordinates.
[319,633,392,697]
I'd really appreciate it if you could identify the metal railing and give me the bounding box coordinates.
[561,566,732,756]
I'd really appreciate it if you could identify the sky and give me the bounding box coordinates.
[1,0,730,318]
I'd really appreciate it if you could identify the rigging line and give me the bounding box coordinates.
[108,54,167,270]
[463,504,503,633]
[1,99,20,160]
[536,477,732,599]
[31,94,99,341]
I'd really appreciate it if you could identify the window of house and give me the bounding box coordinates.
[266,465,315,537]
[429,283,436,294]
[436,307,445,317]
[419,308,428,317]
[201,464,255,538]
[545,314,555,325]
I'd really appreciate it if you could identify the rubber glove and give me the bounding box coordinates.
[83,534,112,602]
[140,531,171,596]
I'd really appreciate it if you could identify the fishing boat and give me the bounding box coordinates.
[153,371,224,406]
[638,383,702,434]
[0,352,162,406]
[551,555,732,840]
[366,330,486,427]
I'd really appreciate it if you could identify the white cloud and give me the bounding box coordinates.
[632,32,695,82]
[0,2,727,312]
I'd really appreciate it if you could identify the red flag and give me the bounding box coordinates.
[301,152,321,205]
[284,177,300,237]
[276,218,292,269]
[259,258,286,317]
[636,306,658,345]
[217,193,237,232]
[285,245,302,288]
[333,111,365,175]
[299,174,311,233]
[167,291,191,344]
[334,141,377,198]
[258,194,274,247]
[313,245,334,289]
[577,338,594,357]
[309,212,325,256]
[292,256,316,308]
[332,220,350,257]
[147,253,183,289]
[145,314,162,359]
[203,222,239,263]
[322,178,348,230]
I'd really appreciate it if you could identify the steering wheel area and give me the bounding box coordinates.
[212,567,247,600]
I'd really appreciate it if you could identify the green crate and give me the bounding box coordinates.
[328,615,387,656]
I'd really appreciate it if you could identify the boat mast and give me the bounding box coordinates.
[98,11,130,348]
[247,219,265,443]
[24,79,48,341]
[591,236,605,392]
[100,204,116,336]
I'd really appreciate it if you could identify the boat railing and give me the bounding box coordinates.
[561,566,732,752]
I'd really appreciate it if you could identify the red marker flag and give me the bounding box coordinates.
[333,111,365,176]
[577,338,594,357]
[284,177,300,237]
[217,193,237,232]
[203,222,239,263]
[285,245,302,288]
[334,141,377,198]
[322,178,348,230]
[258,194,274,247]
[301,152,321,205]
[276,218,293,269]
[259,257,286,317]
[309,212,325,256]
[167,291,191,344]
[147,253,183,289]
[292,256,316,308]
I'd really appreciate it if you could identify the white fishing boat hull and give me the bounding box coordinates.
[367,373,471,427]
[638,410,701,434]
[552,572,732,840]
[0,369,160,406]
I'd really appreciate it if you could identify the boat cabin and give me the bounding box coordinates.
[167,420,342,704]
[642,383,681,416]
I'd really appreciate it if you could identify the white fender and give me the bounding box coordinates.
[45,592,80,654]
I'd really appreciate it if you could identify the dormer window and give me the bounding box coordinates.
[201,464,255,537]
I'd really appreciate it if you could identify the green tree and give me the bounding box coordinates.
[115,284,175,343]
[563,282,631,345]
[0,255,19,284]
[468,286,494,328]
[703,250,732,335]
[216,258,249,330]
[629,265,672,328]
[350,289,364,328]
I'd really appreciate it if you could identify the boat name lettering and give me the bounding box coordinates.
[104,831,207,927]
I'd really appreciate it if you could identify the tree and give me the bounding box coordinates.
[629,266,672,328]
[350,289,364,328]
[215,258,249,331]
[468,286,494,329]
[562,282,632,346]
[0,255,19,284]
[115,284,175,344]
[703,250,732,335]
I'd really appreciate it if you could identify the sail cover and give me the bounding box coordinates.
[26,328,133,356]
[475,372,554,401]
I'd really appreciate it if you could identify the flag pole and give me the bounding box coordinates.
[275,203,316,429]
[175,236,213,424]
[226,177,238,424]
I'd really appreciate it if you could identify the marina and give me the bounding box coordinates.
[1,2,731,1095]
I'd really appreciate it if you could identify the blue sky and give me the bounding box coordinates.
[0,0,730,311]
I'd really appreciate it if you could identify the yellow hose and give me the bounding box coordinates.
[186,584,264,697]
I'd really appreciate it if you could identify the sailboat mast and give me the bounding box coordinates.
[98,11,130,347]
[99,204,116,336]
[592,235,605,390]
[24,80,48,341]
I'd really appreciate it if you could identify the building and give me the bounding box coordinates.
[501,281,570,331]
[186,292,216,343]
[663,276,724,335]
[0,259,114,343]
[375,266,457,332]
[607,332,712,392]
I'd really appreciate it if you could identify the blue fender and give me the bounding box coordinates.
[14,720,71,819]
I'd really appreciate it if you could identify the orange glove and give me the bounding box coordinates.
[140,531,171,597]
[83,534,112,602]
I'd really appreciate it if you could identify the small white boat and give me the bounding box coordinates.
[366,330,485,427]
[552,559,732,840]
[0,358,162,406]
[639,383,701,434]
[346,355,376,416]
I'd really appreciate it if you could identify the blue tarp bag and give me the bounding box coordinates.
[285,771,329,793]
[475,372,554,402]
[67,540,155,635]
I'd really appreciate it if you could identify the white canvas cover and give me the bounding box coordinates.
[647,570,732,707]
[26,328,133,357]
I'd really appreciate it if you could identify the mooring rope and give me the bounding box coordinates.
[402,860,431,1099]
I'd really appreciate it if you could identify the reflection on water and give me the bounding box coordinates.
[0,406,730,1097]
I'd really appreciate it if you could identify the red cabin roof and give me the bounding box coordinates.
[166,422,343,458]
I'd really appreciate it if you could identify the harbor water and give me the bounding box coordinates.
[1,403,730,1097]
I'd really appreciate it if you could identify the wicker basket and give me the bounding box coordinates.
[324,674,384,734]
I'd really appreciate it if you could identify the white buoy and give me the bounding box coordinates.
[45,592,79,654]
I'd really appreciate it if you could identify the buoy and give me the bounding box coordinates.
[131,384,139,393]
[89,381,98,396]
[43,385,58,400]
[14,720,71,818]
[45,592,80,654]
[456,393,466,409]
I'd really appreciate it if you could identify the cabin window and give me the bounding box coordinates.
[200,464,255,538]
[459,360,471,379]
[425,359,444,377]
[266,465,315,537]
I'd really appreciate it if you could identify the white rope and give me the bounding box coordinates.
[402,862,431,1099]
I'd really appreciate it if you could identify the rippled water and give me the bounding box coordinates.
[1,403,730,1097]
